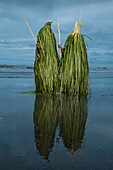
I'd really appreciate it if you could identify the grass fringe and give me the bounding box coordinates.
[34,22,59,94]
[60,22,89,95]
[34,21,89,95]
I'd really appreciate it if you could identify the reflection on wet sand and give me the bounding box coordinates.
[33,94,88,159]
[33,95,59,159]
[60,95,88,153]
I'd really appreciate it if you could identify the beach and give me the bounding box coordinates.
[0,65,113,170]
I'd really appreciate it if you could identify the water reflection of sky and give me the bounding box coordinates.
[0,0,113,68]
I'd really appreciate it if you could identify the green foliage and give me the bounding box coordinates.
[34,22,59,94]
[60,33,89,95]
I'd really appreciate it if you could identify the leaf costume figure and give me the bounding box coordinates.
[60,21,89,95]
[34,22,59,93]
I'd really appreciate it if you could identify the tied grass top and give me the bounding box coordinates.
[60,21,89,95]
[34,22,59,94]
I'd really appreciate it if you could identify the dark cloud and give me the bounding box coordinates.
[0,0,113,41]
[0,0,52,7]
[0,0,112,7]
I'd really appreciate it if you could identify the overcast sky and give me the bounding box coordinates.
[0,0,113,57]
[0,0,113,39]
[0,0,113,66]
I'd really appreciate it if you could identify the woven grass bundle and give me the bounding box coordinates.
[34,22,59,94]
[60,21,89,95]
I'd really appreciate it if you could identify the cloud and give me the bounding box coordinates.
[0,0,113,41]
[0,0,112,6]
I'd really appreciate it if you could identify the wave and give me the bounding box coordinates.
[0,64,33,70]
[0,64,113,79]
[90,67,113,72]
[0,64,113,72]
[0,64,34,78]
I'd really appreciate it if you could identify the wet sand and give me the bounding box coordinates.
[0,67,113,170]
